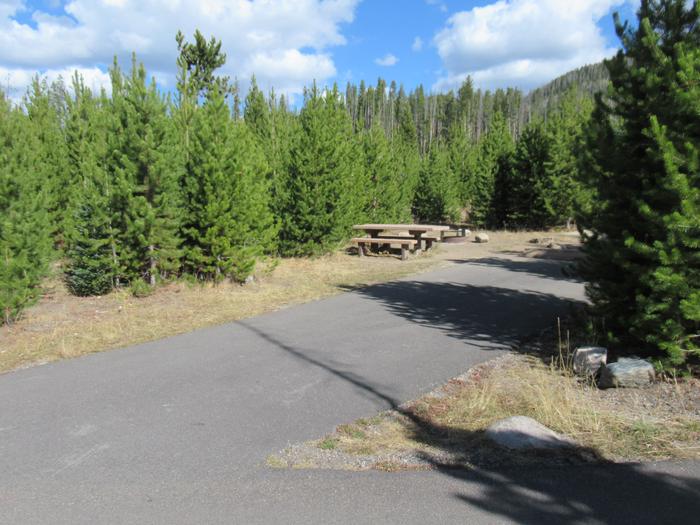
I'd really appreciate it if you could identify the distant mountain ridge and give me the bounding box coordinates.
[524,62,610,118]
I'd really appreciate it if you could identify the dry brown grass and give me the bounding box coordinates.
[0,249,447,373]
[316,355,700,465]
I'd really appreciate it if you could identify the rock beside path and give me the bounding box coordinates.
[475,233,490,243]
[599,358,655,389]
[573,346,608,376]
[485,416,576,450]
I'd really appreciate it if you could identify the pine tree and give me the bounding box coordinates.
[447,122,473,215]
[0,91,53,323]
[412,142,460,223]
[506,121,552,228]
[63,74,119,295]
[469,112,514,226]
[578,0,700,366]
[393,93,421,216]
[361,124,407,222]
[64,178,116,296]
[267,92,298,232]
[109,56,182,286]
[279,84,361,256]
[545,88,592,227]
[24,77,71,245]
[244,76,271,145]
[181,87,239,280]
[227,122,277,280]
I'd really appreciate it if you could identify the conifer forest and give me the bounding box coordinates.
[1,0,698,368]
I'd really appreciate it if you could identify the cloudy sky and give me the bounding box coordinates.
[0,0,639,101]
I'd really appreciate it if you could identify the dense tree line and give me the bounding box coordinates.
[0,31,596,325]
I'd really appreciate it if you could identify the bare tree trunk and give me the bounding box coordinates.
[149,244,157,286]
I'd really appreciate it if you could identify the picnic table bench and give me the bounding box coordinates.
[351,237,418,261]
[351,224,452,260]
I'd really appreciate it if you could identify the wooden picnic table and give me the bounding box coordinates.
[353,224,451,251]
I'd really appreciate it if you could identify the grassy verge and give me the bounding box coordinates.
[270,354,700,471]
[0,249,447,374]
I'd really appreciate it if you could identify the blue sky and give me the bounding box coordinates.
[0,0,638,100]
[336,0,634,91]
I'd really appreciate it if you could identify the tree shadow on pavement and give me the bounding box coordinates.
[443,460,700,524]
[446,256,583,282]
[237,259,700,523]
[239,318,700,524]
[339,280,582,351]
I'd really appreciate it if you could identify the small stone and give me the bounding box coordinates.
[485,416,576,450]
[573,346,607,376]
[599,358,655,389]
[243,275,255,285]
[546,242,562,250]
[475,233,490,243]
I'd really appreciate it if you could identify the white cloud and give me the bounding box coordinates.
[375,53,398,67]
[0,64,112,102]
[433,0,636,92]
[411,36,423,52]
[0,0,359,99]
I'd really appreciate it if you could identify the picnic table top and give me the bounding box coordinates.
[353,223,451,232]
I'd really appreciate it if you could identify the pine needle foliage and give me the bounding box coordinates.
[279,84,361,256]
[578,0,700,367]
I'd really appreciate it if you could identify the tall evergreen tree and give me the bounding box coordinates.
[109,56,182,285]
[0,91,53,323]
[469,112,514,226]
[244,76,271,144]
[227,122,277,280]
[413,142,460,223]
[545,88,593,227]
[447,122,473,213]
[505,121,552,228]
[24,77,71,245]
[578,0,700,366]
[181,87,238,280]
[279,84,360,255]
[267,92,298,230]
[361,123,408,222]
[63,74,120,295]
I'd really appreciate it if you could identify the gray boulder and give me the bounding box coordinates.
[475,233,490,243]
[573,346,607,376]
[599,358,655,389]
[485,416,576,450]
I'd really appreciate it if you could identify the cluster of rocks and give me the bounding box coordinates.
[485,350,657,452]
[572,346,656,389]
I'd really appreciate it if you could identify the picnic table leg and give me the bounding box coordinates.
[358,242,365,257]
[401,243,409,261]
[369,231,380,253]
[410,232,423,253]
[426,238,434,251]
